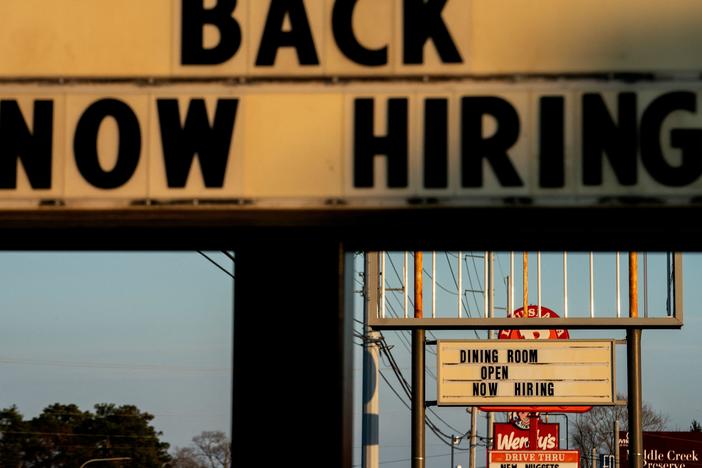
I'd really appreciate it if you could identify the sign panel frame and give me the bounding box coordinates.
[436,339,617,407]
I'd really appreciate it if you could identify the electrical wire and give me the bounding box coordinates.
[0,356,227,374]
[197,251,234,279]
[463,254,484,316]
[385,254,438,348]
[357,252,494,449]
[384,299,438,373]
[377,364,469,451]
[445,252,481,339]
[423,267,458,295]
[355,329,486,451]
[376,334,473,448]
[2,430,158,439]
[468,252,485,293]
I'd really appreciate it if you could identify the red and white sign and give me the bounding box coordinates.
[481,306,590,413]
[498,306,569,340]
[493,422,560,451]
[488,450,580,468]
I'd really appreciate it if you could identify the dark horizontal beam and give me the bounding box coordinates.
[0,204,699,250]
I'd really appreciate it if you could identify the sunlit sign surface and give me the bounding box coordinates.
[2,84,702,207]
[437,340,615,406]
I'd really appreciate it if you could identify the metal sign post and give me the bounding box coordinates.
[412,252,425,468]
[628,253,644,468]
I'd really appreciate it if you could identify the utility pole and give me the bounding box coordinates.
[363,253,380,468]
[469,407,478,468]
[592,448,598,468]
[628,252,644,468]
[451,434,455,468]
[523,252,529,313]
[486,252,495,450]
[412,251,425,468]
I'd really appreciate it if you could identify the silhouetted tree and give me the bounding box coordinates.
[0,403,170,467]
[571,394,667,468]
[171,431,230,468]
[171,447,203,468]
[0,405,26,467]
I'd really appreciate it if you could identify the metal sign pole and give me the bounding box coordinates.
[487,252,495,449]
[628,252,644,468]
[614,419,620,468]
[469,408,478,468]
[412,252,425,468]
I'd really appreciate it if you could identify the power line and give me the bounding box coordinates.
[463,254,484,317]
[376,334,473,447]
[3,430,159,439]
[197,251,234,279]
[359,252,492,450]
[355,324,487,452]
[445,252,481,339]
[0,356,227,374]
[386,292,437,357]
[385,254,439,347]
[423,267,458,295]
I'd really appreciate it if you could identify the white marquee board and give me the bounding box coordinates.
[0,2,701,209]
[2,0,702,77]
[437,340,615,406]
[0,83,702,208]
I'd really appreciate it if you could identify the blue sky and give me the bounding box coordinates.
[0,252,233,451]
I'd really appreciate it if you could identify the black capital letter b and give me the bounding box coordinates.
[181,0,241,65]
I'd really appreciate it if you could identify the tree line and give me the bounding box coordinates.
[0,403,230,468]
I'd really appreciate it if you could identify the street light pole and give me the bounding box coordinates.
[450,435,463,468]
[80,457,131,468]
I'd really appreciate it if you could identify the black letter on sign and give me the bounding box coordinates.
[332,0,387,67]
[0,100,53,189]
[641,91,702,187]
[353,98,408,188]
[181,0,241,65]
[403,0,462,65]
[157,99,238,188]
[424,98,448,189]
[539,96,565,188]
[256,0,319,66]
[461,97,522,188]
[582,93,637,186]
[74,99,141,190]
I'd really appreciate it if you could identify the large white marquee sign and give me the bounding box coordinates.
[437,340,615,406]
[2,1,702,208]
[0,84,701,207]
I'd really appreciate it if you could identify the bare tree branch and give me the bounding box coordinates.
[571,394,668,468]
